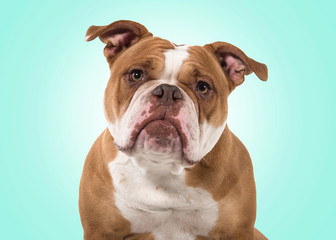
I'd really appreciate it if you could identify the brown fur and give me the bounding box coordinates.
[80,20,268,240]
[177,45,230,126]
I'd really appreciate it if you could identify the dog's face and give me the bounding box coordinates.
[86,21,267,171]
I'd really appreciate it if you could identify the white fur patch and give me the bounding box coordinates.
[109,152,218,239]
[161,45,190,84]
[199,121,227,158]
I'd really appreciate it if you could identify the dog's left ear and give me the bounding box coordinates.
[205,42,268,90]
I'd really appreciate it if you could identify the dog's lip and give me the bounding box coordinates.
[121,113,189,160]
[133,118,182,146]
[146,119,176,129]
[131,119,197,167]
[114,119,196,166]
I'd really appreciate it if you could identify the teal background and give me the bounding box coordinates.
[1,0,335,239]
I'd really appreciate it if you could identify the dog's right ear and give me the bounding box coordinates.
[85,20,153,62]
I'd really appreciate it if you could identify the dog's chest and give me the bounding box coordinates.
[108,153,218,239]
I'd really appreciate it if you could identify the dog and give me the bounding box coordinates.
[79,20,268,240]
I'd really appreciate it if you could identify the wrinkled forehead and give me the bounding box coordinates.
[179,45,228,88]
[113,37,226,88]
[112,37,174,72]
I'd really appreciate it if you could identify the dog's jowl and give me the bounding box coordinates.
[79,20,268,240]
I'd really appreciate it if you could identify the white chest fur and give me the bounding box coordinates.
[108,152,218,240]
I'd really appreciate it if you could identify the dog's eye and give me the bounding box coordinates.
[130,69,144,82]
[196,81,210,94]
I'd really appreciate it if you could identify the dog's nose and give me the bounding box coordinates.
[151,84,183,103]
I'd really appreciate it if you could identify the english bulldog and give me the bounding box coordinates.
[79,20,268,240]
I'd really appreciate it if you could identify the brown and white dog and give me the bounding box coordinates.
[79,20,268,240]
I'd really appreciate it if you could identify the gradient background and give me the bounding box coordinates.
[1,0,335,239]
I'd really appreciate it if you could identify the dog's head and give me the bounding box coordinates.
[86,20,267,172]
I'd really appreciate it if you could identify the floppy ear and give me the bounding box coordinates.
[205,42,268,90]
[85,20,153,62]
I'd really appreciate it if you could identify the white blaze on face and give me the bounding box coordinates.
[161,45,190,84]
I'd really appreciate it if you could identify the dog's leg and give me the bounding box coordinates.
[80,130,133,240]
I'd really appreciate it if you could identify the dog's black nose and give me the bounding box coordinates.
[152,84,183,104]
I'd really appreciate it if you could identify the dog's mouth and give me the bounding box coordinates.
[115,112,194,166]
[134,119,181,150]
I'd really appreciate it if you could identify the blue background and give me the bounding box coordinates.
[1,0,335,239]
